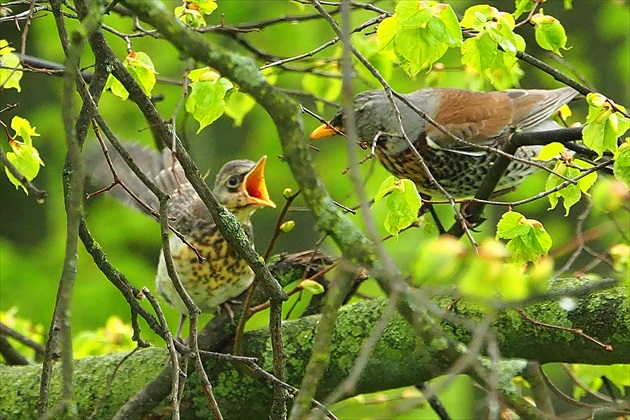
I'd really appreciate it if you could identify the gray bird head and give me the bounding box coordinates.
[213,157,276,218]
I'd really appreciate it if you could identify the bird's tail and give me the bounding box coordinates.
[86,142,189,215]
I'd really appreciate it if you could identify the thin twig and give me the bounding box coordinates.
[516,309,613,351]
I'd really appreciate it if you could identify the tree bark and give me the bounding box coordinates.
[1,281,627,419]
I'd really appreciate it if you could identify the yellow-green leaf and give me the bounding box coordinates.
[0,39,22,91]
[532,13,569,56]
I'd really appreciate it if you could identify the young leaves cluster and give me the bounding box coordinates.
[496,211,552,264]
[105,51,157,100]
[376,1,462,77]
[460,5,525,88]
[4,117,44,194]
[536,142,598,215]
[174,0,218,29]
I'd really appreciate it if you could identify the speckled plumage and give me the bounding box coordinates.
[89,144,275,314]
[312,87,578,197]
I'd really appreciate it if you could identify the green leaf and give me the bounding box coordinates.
[11,116,40,147]
[571,364,630,400]
[545,161,596,215]
[461,33,497,74]
[4,117,44,194]
[0,39,23,91]
[461,5,498,31]
[185,76,233,133]
[376,16,398,50]
[613,140,630,188]
[125,51,156,96]
[496,211,529,239]
[104,74,129,100]
[375,178,421,235]
[583,94,630,155]
[488,14,526,55]
[532,13,569,56]
[104,51,157,99]
[374,176,398,203]
[497,211,551,263]
[224,91,256,127]
[513,0,535,19]
[535,142,566,161]
[395,0,433,28]
[175,0,217,28]
[395,27,446,77]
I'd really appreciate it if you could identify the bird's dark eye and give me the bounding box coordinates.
[227,176,239,188]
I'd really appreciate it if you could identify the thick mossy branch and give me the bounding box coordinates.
[1,283,627,419]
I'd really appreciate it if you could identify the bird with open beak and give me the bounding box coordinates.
[88,144,275,329]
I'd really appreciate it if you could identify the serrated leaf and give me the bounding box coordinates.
[532,14,569,56]
[583,95,630,155]
[575,160,598,194]
[378,178,421,235]
[433,4,463,46]
[545,162,592,215]
[0,39,22,91]
[185,77,232,133]
[5,134,44,194]
[395,27,447,77]
[496,211,529,239]
[497,211,551,263]
[535,142,565,161]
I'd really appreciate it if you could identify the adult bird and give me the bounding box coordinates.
[310,87,578,198]
[88,143,275,330]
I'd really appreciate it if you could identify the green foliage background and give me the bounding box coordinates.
[0,0,628,417]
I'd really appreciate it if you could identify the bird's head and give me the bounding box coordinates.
[213,156,276,218]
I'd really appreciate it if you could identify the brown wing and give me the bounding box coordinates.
[424,89,516,149]
[423,87,578,150]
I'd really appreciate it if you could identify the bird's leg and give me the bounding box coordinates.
[217,300,239,325]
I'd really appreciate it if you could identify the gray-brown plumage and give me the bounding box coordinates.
[310,87,578,197]
[89,144,275,314]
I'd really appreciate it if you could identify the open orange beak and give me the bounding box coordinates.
[243,156,276,208]
[309,123,341,140]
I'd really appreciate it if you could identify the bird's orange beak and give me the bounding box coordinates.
[243,156,276,208]
[309,123,341,140]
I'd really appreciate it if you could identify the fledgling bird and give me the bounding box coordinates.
[89,144,275,322]
[310,87,578,197]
